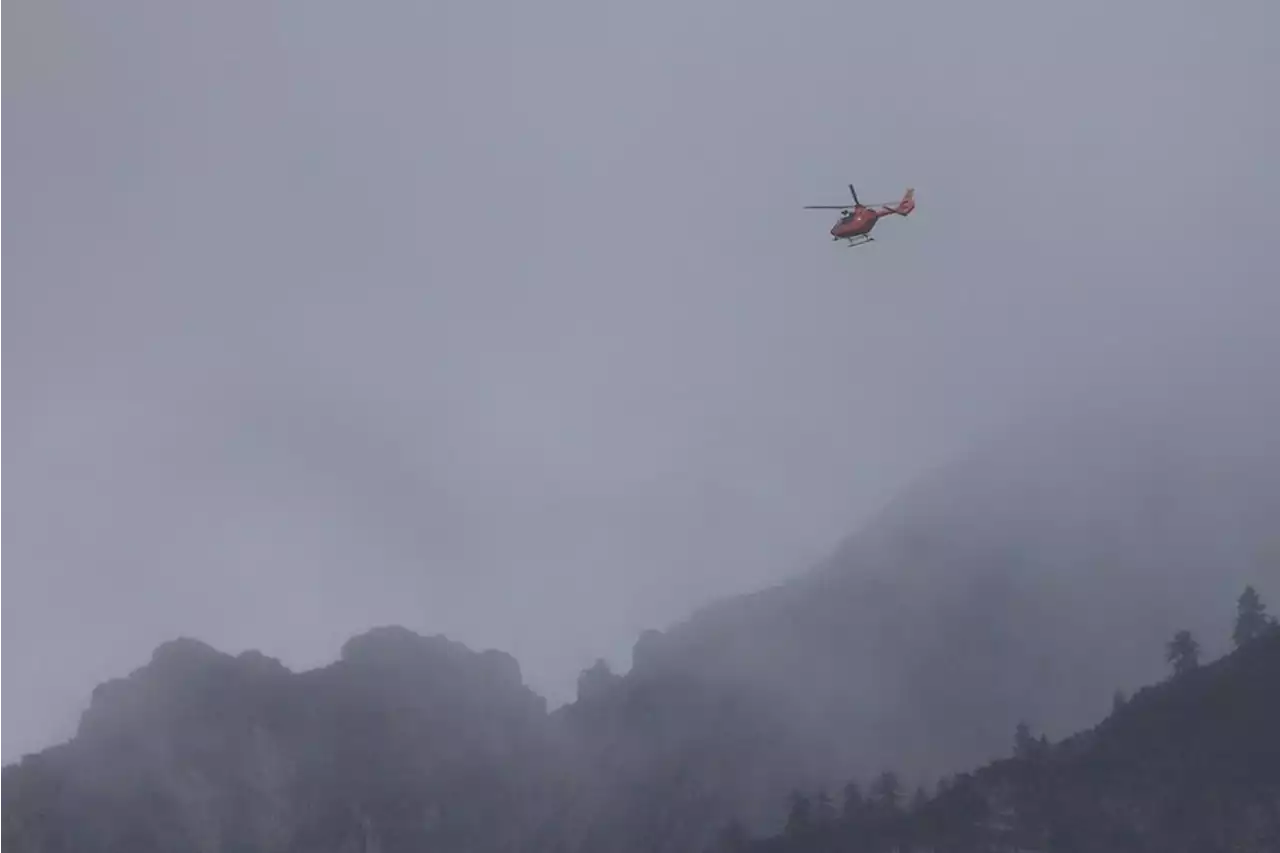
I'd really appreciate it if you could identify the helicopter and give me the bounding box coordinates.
[804,184,915,247]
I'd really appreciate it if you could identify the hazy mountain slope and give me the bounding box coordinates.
[565,388,1280,843]
[5,388,1277,852]
[743,625,1280,852]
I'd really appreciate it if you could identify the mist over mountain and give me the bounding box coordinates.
[546,381,1280,843]
[5,385,1278,851]
[3,628,569,852]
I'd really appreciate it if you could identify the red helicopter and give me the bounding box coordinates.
[804,184,916,247]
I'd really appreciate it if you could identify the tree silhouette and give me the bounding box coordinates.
[784,791,812,837]
[841,781,864,822]
[1166,629,1200,676]
[813,790,837,824]
[870,770,902,814]
[1233,585,1272,648]
[1014,721,1036,758]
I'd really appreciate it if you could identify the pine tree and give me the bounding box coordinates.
[871,771,903,814]
[1014,721,1036,758]
[1233,585,1272,648]
[1166,629,1200,676]
[784,791,812,837]
[841,781,864,822]
[813,790,837,825]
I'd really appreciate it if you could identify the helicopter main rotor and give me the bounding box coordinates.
[803,183,896,211]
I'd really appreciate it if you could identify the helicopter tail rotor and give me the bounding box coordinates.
[893,188,916,216]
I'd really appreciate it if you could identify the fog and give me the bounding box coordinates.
[5,0,1279,763]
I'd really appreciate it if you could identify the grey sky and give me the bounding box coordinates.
[5,0,1278,761]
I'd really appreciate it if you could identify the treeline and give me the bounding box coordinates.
[1163,584,1275,676]
[712,585,1280,853]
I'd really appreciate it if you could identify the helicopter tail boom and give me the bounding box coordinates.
[891,188,915,216]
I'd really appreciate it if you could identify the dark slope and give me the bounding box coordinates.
[558,391,1280,845]
[2,628,566,853]
[742,625,1280,852]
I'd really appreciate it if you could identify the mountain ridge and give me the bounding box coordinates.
[6,390,1280,851]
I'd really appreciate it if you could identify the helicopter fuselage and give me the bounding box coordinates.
[829,206,888,240]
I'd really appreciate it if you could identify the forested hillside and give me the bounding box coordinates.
[557,398,1280,845]
[730,600,1280,852]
